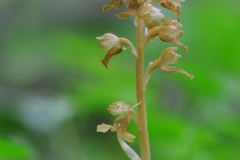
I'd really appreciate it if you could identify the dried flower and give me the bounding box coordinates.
[144,47,194,86]
[97,33,137,69]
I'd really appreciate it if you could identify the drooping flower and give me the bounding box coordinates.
[148,18,188,52]
[96,33,137,69]
[144,47,194,86]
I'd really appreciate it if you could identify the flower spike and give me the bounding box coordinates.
[97,0,193,159]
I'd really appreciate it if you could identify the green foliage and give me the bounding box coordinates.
[0,139,32,160]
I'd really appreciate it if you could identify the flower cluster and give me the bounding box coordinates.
[97,101,140,160]
[97,0,191,70]
[96,0,193,159]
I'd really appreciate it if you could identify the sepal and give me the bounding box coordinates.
[97,123,113,133]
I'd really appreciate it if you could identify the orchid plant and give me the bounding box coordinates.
[96,0,193,159]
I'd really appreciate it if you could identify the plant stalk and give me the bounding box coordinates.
[136,18,151,160]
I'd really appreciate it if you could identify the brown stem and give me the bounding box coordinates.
[136,17,151,160]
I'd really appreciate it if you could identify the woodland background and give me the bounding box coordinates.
[0,0,240,160]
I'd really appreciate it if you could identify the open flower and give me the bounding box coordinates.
[97,33,137,69]
[97,115,134,141]
[108,101,139,127]
[148,18,188,52]
[144,47,194,86]
[97,114,141,160]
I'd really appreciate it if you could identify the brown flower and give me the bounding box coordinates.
[144,47,194,86]
[97,33,137,69]
[97,114,140,160]
[148,18,188,52]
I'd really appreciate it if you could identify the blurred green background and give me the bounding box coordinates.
[0,0,240,160]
